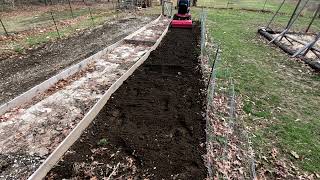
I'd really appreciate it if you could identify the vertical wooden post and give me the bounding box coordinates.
[0,18,9,36]
[67,0,74,18]
[50,12,61,39]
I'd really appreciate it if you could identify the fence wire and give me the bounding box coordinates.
[200,8,207,58]
[0,0,157,36]
[201,9,257,179]
[0,1,155,57]
[0,2,116,36]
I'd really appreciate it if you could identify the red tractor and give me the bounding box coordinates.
[171,0,193,28]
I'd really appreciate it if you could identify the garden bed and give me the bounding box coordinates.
[46,25,207,179]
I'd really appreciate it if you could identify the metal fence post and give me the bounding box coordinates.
[50,12,61,39]
[67,0,75,18]
[88,7,94,25]
[0,18,9,36]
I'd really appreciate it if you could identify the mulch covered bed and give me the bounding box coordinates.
[46,25,207,179]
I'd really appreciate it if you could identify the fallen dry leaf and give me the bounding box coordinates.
[271,148,278,159]
[90,176,98,180]
[290,151,299,159]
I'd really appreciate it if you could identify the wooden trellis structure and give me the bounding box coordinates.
[259,0,320,68]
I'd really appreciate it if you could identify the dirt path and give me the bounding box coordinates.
[0,16,155,105]
[47,26,207,179]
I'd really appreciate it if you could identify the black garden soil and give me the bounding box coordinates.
[46,25,207,179]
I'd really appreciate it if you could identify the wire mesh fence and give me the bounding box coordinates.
[0,0,159,37]
[0,0,157,58]
[200,9,257,179]
[0,1,117,36]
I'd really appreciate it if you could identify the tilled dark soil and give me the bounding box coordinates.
[47,25,207,179]
[0,16,155,105]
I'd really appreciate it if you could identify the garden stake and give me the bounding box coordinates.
[50,12,61,39]
[0,18,9,36]
[67,0,75,18]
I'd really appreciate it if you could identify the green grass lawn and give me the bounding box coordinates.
[1,4,140,54]
[2,8,116,54]
[197,0,319,16]
[2,7,92,33]
[193,7,320,174]
[22,10,118,46]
